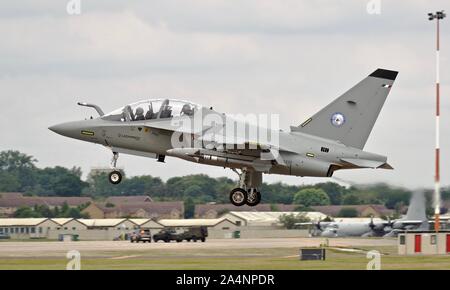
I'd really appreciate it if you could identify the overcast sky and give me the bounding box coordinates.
[0,0,449,188]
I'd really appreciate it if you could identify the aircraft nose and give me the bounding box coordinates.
[48,123,66,135]
[48,121,89,139]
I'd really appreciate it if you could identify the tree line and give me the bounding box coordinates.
[1,150,448,214]
[13,203,89,219]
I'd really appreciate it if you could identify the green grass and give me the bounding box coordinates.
[1,246,450,270]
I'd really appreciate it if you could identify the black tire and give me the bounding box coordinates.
[201,238,206,242]
[108,171,122,185]
[164,239,169,243]
[176,240,182,243]
[187,239,191,242]
[229,188,247,206]
[246,190,261,207]
[130,239,134,243]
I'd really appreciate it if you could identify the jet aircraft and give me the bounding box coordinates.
[49,69,398,206]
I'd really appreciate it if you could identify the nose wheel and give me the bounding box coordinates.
[108,152,122,185]
[109,170,122,185]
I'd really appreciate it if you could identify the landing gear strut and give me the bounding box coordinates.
[108,152,122,185]
[246,188,261,207]
[229,168,262,207]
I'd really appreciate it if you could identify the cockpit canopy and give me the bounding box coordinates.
[102,99,200,122]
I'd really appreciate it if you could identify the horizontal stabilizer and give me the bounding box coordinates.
[340,158,392,169]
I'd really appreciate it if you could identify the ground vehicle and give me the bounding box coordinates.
[153,227,208,242]
[130,229,152,243]
[181,226,208,242]
[153,228,184,243]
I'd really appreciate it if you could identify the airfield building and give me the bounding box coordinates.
[222,211,327,227]
[194,203,298,219]
[47,218,140,240]
[0,218,60,239]
[398,231,450,255]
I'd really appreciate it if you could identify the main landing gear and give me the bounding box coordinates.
[229,168,262,207]
[108,152,122,185]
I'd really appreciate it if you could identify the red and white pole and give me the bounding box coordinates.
[429,11,446,232]
[429,11,445,232]
[434,17,441,233]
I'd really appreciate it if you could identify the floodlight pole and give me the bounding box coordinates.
[428,11,446,232]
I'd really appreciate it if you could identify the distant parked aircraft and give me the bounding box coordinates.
[299,191,429,237]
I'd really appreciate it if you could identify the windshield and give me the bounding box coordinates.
[102,99,200,122]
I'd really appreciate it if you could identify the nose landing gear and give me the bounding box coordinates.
[229,168,262,206]
[109,170,122,184]
[108,152,122,185]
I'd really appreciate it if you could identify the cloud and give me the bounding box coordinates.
[1,0,449,188]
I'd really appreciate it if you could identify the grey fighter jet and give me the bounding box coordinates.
[49,68,398,207]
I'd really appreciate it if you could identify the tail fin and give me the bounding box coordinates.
[405,191,427,222]
[292,68,398,149]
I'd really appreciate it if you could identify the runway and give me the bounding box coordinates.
[0,238,396,258]
[2,238,446,270]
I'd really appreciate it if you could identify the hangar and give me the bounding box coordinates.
[0,214,318,240]
[47,219,139,240]
[158,218,235,228]
[130,218,164,230]
[52,218,88,231]
[0,218,60,239]
[221,211,327,227]
[158,218,239,239]
[76,218,138,230]
[214,212,324,238]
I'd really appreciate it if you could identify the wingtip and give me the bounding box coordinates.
[369,69,399,81]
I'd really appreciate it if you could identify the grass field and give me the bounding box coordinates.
[1,244,450,270]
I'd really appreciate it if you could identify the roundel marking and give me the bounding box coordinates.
[331,112,345,127]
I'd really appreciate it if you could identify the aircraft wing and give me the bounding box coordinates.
[199,133,288,166]
[141,117,290,167]
[395,220,428,226]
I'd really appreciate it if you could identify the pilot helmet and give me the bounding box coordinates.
[135,107,144,115]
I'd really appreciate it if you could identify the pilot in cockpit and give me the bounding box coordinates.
[181,104,194,116]
[159,102,172,118]
[145,104,156,120]
[135,107,145,121]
